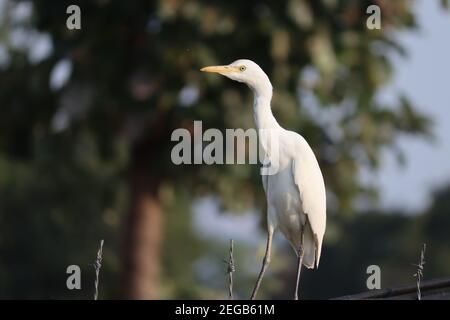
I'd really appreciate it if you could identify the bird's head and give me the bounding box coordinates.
[201,59,272,96]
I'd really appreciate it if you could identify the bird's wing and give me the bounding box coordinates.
[292,144,326,268]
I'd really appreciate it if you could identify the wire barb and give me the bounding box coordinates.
[93,239,104,300]
[412,243,426,300]
[225,239,236,299]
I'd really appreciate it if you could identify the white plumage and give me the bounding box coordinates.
[201,59,326,299]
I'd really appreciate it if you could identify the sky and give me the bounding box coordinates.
[374,0,450,212]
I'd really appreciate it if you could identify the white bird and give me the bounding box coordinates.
[201,59,326,300]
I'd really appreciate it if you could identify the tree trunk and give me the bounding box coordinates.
[123,168,162,299]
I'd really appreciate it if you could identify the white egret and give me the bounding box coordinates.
[201,59,326,300]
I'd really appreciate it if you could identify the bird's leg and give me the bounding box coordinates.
[250,229,274,300]
[294,230,305,300]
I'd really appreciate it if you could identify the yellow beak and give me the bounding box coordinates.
[200,65,237,73]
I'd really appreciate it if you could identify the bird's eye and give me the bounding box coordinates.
[239,66,246,72]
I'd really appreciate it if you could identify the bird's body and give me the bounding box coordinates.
[201,59,326,299]
[263,130,325,268]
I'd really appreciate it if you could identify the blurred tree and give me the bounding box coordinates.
[0,0,435,298]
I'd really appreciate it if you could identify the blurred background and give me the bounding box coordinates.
[0,0,449,299]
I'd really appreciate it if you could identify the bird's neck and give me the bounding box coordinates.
[252,88,281,162]
[252,87,280,131]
